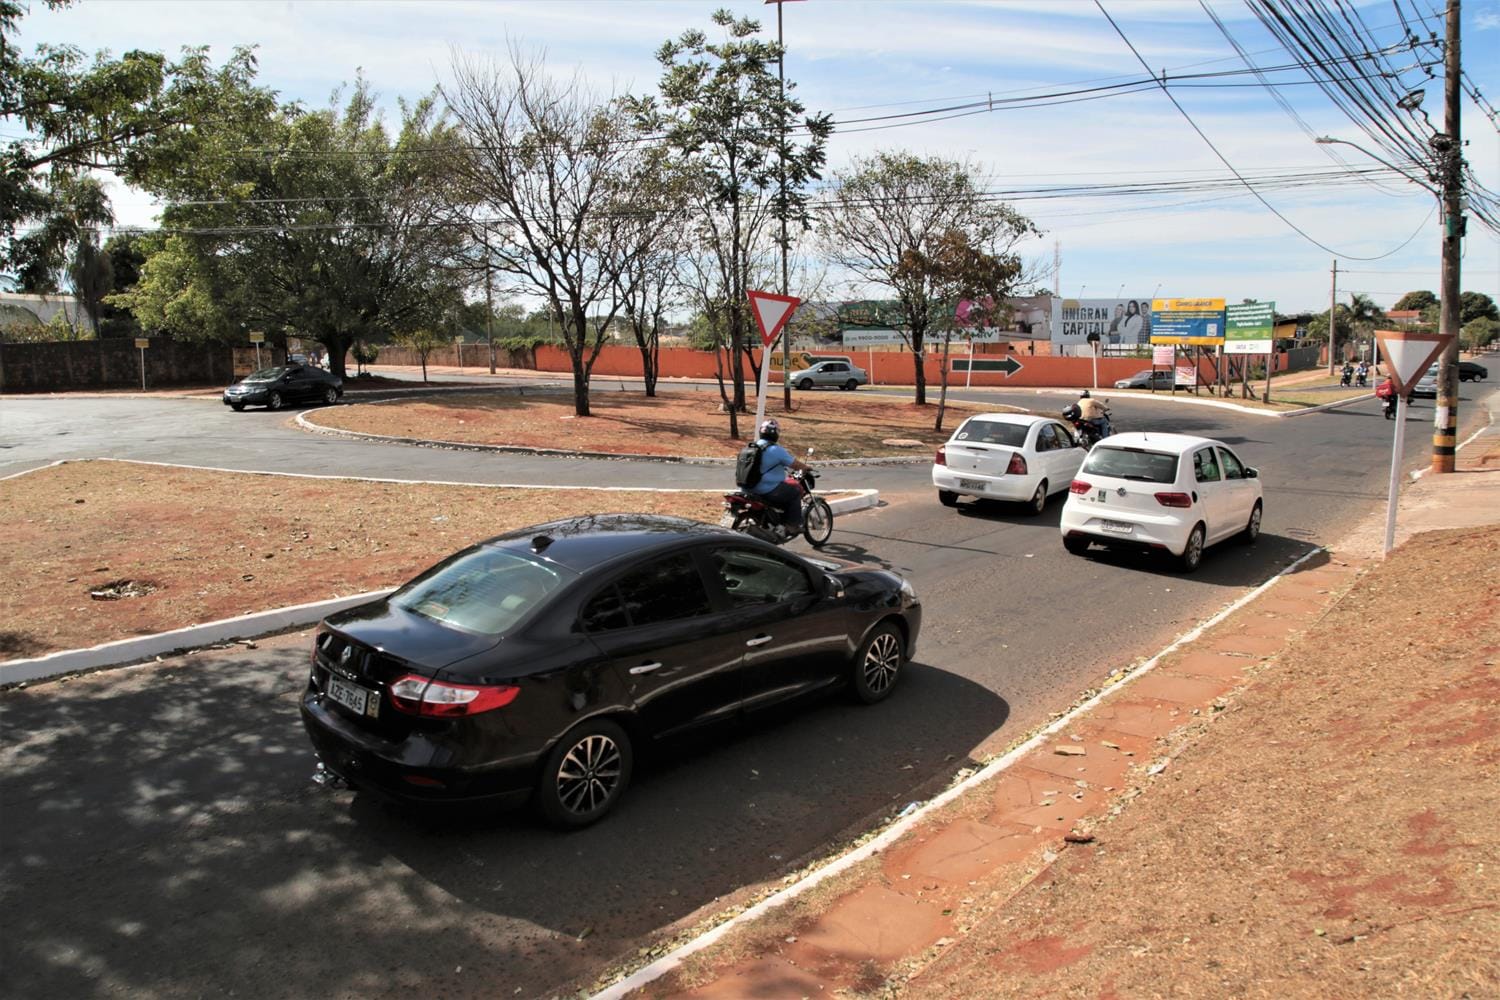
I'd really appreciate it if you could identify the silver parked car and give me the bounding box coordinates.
[792,360,869,391]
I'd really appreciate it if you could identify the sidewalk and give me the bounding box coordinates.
[599,423,1500,998]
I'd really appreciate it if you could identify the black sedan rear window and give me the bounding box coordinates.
[952,419,1029,447]
[1082,446,1180,484]
[391,548,575,635]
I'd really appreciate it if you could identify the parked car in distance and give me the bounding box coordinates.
[933,413,1086,513]
[223,363,343,411]
[299,514,922,827]
[791,359,869,391]
[1412,360,1487,398]
[1059,432,1263,572]
[1114,369,1189,390]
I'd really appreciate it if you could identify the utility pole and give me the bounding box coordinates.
[1327,258,1339,376]
[1432,0,1463,474]
[483,222,496,375]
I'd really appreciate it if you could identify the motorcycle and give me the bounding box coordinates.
[1356,365,1369,388]
[1376,379,1398,419]
[1340,365,1354,387]
[1062,402,1111,448]
[724,459,834,548]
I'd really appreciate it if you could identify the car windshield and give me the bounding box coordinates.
[391,547,577,635]
[1133,370,1154,379]
[243,367,287,382]
[1083,445,1180,484]
[951,419,1029,447]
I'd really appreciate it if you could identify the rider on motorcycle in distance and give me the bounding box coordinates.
[748,419,811,538]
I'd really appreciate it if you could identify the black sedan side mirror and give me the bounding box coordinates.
[824,574,845,599]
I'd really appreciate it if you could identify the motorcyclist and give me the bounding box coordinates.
[1356,360,1369,387]
[1340,362,1354,387]
[748,419,809,537]
[1076,390,1112,439]
[1375,376,1398,419]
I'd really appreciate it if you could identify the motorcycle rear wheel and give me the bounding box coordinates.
[802,498,834,548]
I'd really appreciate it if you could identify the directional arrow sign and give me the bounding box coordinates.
[1375,329,1451,394]
[747,290,800,348]
[954,356,1024,377]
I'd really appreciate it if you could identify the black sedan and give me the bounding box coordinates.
[299,515,922,827]
[223,363,342,411]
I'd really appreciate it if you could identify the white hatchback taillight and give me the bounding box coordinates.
[1154,492,1193,508]
[387,675,520,718]
[1006,452,1027,476]
[935,444,947,467]
[1069,479,1091,494]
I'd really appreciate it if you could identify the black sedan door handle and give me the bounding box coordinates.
[628,662,664,675]
[745,635,773,648]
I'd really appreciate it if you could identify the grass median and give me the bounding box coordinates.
[1,460,725,659]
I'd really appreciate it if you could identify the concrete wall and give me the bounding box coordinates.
[0,339,273,392]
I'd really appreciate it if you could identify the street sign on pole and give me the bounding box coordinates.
[134,338,149,391]
[249,330,264,369]
[1375,329,1454,555]
[748,290,801,432]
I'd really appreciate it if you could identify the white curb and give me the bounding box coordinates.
[587,545,1329,1000]
[1033,387,1375,419]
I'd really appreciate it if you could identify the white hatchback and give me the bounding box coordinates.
[933,413,1088,514]
[1058,432,1263,572]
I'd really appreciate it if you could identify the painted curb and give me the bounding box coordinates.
[295,410,931,466]
[0,488,879,686]
[0,590,391,687]
[587,545,1328,1000]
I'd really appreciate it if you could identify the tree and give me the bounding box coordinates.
[96,233,144,337]
[822,152,1037,405]
[1459,291,1497,326]
[118,80,467,376]
[1392,289,1438,312]
[392,326,449,383]
[635,8,832,435]
[443,46,657,417]
[1463,316,1497,353]
[892,229,1023,431]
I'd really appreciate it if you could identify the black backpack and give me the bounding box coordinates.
[734,442,765,489]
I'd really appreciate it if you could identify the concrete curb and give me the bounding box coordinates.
[1278,391,1375,417]
[587,545,1328,1000]
[1033,386,1375,419]
[0,590,392,687]
[0,483,879,686]
[295,410,931,466]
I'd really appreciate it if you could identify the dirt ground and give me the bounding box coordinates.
[309,389,1000,460]
[0,461,723,659]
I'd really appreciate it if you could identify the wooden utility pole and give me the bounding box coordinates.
[1432,0,1463,473]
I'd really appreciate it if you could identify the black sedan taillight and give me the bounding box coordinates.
[387,675,520,718]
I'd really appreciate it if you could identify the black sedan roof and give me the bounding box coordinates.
[483,514,736,572]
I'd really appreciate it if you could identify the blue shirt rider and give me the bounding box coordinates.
[750,419,809,533]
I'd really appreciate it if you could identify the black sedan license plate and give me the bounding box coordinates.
[327,674,379,718]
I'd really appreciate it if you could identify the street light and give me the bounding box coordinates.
[1314,136,1439,195]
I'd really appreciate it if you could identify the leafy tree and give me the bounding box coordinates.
[892,229,1023,430]
[117,80,467,376]
[1460,291,1497,325]
[1392,289,1437,312]
[822,152,1036,405]
[96,232,144,337]
[392,326,449,383]
[443,46,658,417]
[634,8,832,436]
[1463,316,1497,353]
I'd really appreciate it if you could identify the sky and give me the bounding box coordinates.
[12,0,1500,315]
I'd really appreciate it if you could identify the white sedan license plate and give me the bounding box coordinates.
[1100,519,1134,534]
[327,674,379,717]
[958,478,986,491]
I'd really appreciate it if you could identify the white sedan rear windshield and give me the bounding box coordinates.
[1083,446,1180,484]
[952,420,1029,447]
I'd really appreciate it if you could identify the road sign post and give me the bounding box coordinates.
[1376,329,1453,555]
[134,338,149,390]
[249,330,264,370]
[747,290,801,434]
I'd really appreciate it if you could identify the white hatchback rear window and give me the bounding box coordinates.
[1082,446,1180,484]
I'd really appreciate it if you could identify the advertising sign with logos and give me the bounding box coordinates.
[1150,298,1226,346]
[1224,301,1275,354]
[1051,297,1154,348]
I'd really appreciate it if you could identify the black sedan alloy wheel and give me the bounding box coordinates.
[852,624,903,704]
[537,719,634,829]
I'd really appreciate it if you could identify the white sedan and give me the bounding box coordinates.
[1059,432,1263,572]
[933,413,1087,514]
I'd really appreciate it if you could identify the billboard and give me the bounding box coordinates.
[1224,301,1275,354]
[1051,297,1155,349]
[1150,298,1225,346]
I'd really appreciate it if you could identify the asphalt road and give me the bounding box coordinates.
[1,369,1494,999]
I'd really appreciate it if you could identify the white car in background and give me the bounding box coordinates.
[933,413,1087,514]
[1059,432,1263,572]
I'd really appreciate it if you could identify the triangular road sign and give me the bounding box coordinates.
[747,290,801,348]
[1375,329,1452,394]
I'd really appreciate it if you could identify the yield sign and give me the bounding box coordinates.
[1375,329,1452,394]
[747,290,801,348]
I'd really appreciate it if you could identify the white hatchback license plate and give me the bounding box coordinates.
[327,674,379,717]
[957,478,986,491]
[1100,520,1134,534]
